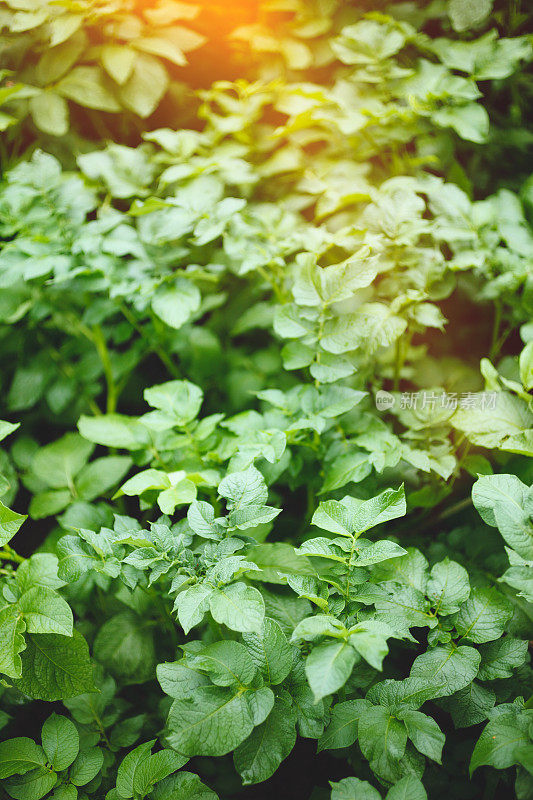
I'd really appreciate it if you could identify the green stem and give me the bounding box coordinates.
[314,309,327,388]
[438,496,473,521]
[119,302,181,379]
[0,546,25,564]
[344,535,360,600]
[448,439,471,491]
[489,301,502,361]
[256,264,284,303]
[92,325,118,414]
[37,335,102,416]
[393,332,411,392]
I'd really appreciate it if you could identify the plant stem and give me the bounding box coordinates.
[92,325,118,414]
[438,496,473,521]
[489,301,502,361]
[0,546,25,564]
[393,333,411,392]
[119,302,181,379]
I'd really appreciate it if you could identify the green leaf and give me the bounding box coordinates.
[144,380,203,424]
[229,504,281,530]
[292,615,347,642]
[35,32,86,84]
[16,554,64,593]
[410,644,480,697]
[330,777,381,800]
[0,421,19,442]
[318,699,371,752]
[427,558,470,614]
[151,772,218,800]
[117,469,170,497]
[50,785,77,800]
[0,500,27,547]
[333,19,406,64]
[453,395,533,456]
[433,103,489,143]
[386,776,427,800]
[321,452,372,493]
[324,305,407,355]
[8,366,46,412]
[355,583,431,638]
[117,53,169,117]
[297,537,347,562]
[366,678,444,713]
[520,342,533,391]
[245,686,275,726]
[29,490,71,519]
[351,486,406,534]
[56,536,107,583]
[399,710,444,763]
[0,604,26,679]
[56,65,121,112]
[13,631,96,701]
[470,711,530,774]
[78,144,155,198]
[78,414,150,451]
[190,641,257,687]
[242,618,294,685]
[187,501,222,539]
[478,637,529,680]
[131,749,187,798]
[151,280,200,329]
[311,500,353,536]
[209,582,265,633]
[116,740,155,798]
[312,488,406,538]
[439,682,496,728]
[18,587,73,637]
[448,0,493,32]
[500,564,533,602]
[4,766,58,800]
[29,93,69,137]
[358,706,407,781]
[41,714,79,771]
[305,640,358,702]
[233,698,297,785]
[69,748,104,787]
[282,341,314,370]
[452,587,513,644]
[166,686,256,757]
[348,621,393,670]
[472,474,533,560]
[100,44,136,84]
[94,612,155,684]
[175,584,213,634]
[75,456,132,501]
[352,539,407,567]
[0,739,46,779]
[248,543,316,582]
[291,681,325,739]
[157,661,210,699]
[218,467,268,508]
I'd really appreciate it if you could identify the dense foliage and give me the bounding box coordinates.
[0,1,532,798]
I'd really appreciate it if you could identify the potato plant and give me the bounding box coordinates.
[0,1,532,799]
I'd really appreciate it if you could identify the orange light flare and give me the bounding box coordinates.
[133,0,262,33]
[131,0,269,83]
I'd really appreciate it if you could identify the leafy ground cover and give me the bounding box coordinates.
[0,1,532,798]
